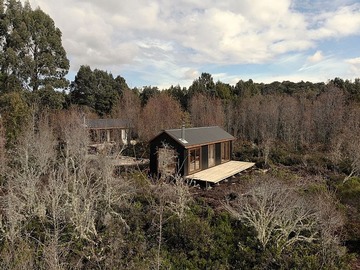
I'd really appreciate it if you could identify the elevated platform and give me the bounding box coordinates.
[185,161,255,183]
[87,154,149,166]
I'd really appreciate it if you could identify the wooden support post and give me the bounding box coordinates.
[107,129,111,142]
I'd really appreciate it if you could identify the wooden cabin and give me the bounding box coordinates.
[150,126,254,183]
[85,119,131,150]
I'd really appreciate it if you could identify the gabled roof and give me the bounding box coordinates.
[85,119,131,129]
[156,126,235,148]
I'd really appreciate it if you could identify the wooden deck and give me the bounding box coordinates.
[185,161,255,183]
[87,154,149,166]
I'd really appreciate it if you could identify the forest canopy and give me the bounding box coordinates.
[0,1,360,269]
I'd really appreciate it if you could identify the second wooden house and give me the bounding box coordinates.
[84,118,131,153]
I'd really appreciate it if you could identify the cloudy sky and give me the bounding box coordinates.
[23,0,360,89]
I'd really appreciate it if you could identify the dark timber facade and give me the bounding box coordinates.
[149,126,235,178]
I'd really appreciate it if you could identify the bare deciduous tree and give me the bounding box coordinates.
[225,178,318,253]
[277,96,302,148]
[313,190,346,268]
[343,105,360,182]
[0,115,6,175]
[0,110,59,268]
[112,89,141,135]
[139,93,183,141]
[2,111,57,241]
[189,93,224,127]
[225,175,346,266]
[168,176,192,223]
[0,108,135,268]
[150,181,173,270]
[41,170,69,270]
[54,109,89,177]
[330,105,360,182]
[150,178,192,270]
[312,87,345,146]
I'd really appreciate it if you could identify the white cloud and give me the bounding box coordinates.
[308,50,324,63]
[346,57,360,64]
[183,69,200,80]
[346,57,360,74]
[309,4,360,39]
[20,0,360,87]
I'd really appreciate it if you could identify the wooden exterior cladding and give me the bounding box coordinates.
[149,126,235,178]
[85,118,131,145]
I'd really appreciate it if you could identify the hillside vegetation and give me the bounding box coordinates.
[1,1,360,269]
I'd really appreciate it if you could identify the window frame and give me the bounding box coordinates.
[208,144,215,168]
[221,141,230,163]
[188,147,201,174]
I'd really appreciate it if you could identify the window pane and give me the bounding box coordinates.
[208,144,215,167]
[221,142,230,162]
[189,148,201,173]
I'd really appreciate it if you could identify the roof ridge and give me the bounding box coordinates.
[165,126,220,131]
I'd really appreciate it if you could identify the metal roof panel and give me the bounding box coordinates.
[85,119,131,129]
[164,126,234,148]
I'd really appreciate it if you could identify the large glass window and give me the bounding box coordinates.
[221,141,230,163]
[208,144,215,167]
[189,147,201,173]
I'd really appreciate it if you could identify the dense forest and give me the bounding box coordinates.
[0,1,360,269]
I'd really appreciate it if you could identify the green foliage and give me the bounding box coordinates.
[0,238,36,269]
[234,79,260,98]
[31,86,66,110]
[69,65,95,107]
[336,177,360,250]
[0,91,30,145]
[165,84,188,110]
[70,65,128,116]
[188,72,216,97]
[270,147,303,166]
[215,81,232,99]
[0,0,69,92]
[163,214,213,269]
[162,201,237,269]
[338,177,360,201]
[139,85,160,106]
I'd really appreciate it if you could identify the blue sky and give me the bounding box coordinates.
[24,0,360,89]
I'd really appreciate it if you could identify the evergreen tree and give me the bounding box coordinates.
[0,0,69,92]
[70,65,128,116]
[70,65,96,108]
[188,72,215,97]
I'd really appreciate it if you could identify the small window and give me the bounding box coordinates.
[189,147,201,173]
[99,130,107,143]
[108,129,114,142]
[89,129,98,143]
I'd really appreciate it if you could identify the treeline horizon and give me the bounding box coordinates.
[1,1,360,269]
